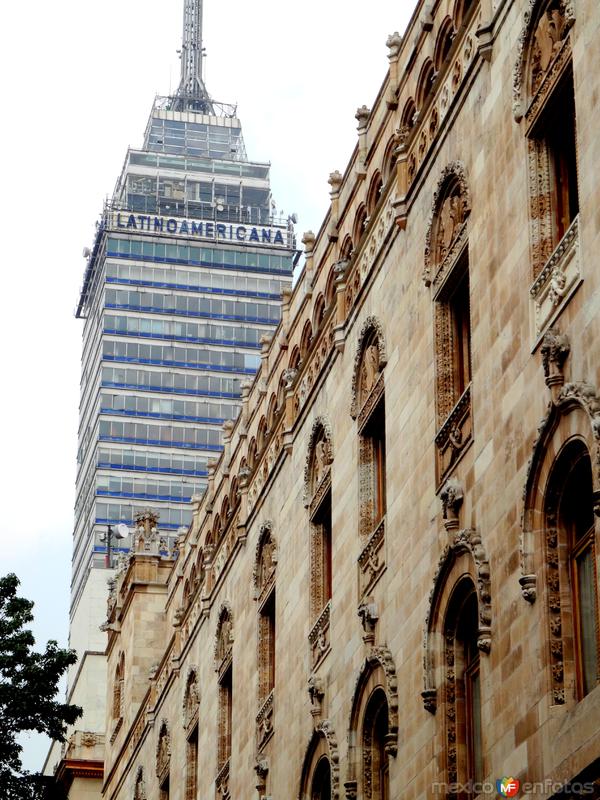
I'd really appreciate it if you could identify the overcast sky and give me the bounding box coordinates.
[0,0,415,770]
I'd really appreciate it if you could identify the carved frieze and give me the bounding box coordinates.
[255,689,274,751]
[530,216,580,338]
[358,518,386,600]
[308,600,331,671]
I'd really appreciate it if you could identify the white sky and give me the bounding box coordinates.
[0,0,415,770]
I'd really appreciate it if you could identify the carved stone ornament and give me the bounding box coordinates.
[386,31,402,58]
[440,478,464,527]
[355,105,371,128]
[214,604,234,670]
[155,722,170,781]
[540,328,570,385]
[513,0,575,121]
[328,170,344,195]
[350,317,388,419]
[303,416,334,507]
[134,766,146,800]
[282,367,298,389]
[423,161,471,287]
[357,599,379,645]
[253,521,277,600]
[422,529,492,712]
[308,675,326,720]
[183,668,200,729]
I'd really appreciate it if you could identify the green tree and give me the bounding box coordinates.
[0,574,82,799]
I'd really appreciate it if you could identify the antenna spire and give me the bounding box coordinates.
[174,0,214,113]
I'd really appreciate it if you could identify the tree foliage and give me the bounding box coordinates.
[0,574,82,799]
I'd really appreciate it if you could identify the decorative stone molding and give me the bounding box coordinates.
[134,766,146,800]
[214,603,234,674]
[309,600,331,671]
[350,317,388,420]
[253,521,277,602]
[256,689,274,751]
[422,528,492,712]
[155,720,170,784]
[530,216,580,337]
[182,667,200,732]
[435,385,472,485]
[386,31,402,58]
[358,518,386,599]
[215,758,230,800]
[513,0,575,122]
[303,416,334,507]
[423,161,471,288]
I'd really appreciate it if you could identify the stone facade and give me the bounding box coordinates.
[95,0,600,798]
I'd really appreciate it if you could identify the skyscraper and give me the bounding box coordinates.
[48,0,296,786]
[73,3,296,608]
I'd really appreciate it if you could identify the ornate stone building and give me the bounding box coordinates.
[98,0,600,797]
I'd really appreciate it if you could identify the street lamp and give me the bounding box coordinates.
[100,523,129,568]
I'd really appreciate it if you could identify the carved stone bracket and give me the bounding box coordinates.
[358,599,379,646]
[308,674,326,722]
[440,478,463,531]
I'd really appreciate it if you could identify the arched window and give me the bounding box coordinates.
[299,722,339,800]
[255,523,277,753]
[363,689,390,800]
[351,318,388,599]
[183,671,199,800]
[353,204,368,245]
[311,757,332,800]
[434,17,456,72]
[112,652,124,723]
[304,418,334,671]
[521,343,600,705]
[548,442,599,698]
[215,604,234,792]
[422,529,491,792]
[156,721,171,800]
[367,171,383,216]
[347,649,398,798]
[513,0,579,336]
[424,163,472,486]
[445,581,484,788]
[401,97,417,131]
[416,58,436,111]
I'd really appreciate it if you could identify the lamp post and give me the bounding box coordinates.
[100,524,128,568]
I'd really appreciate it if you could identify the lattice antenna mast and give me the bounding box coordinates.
[174,0,214,113]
